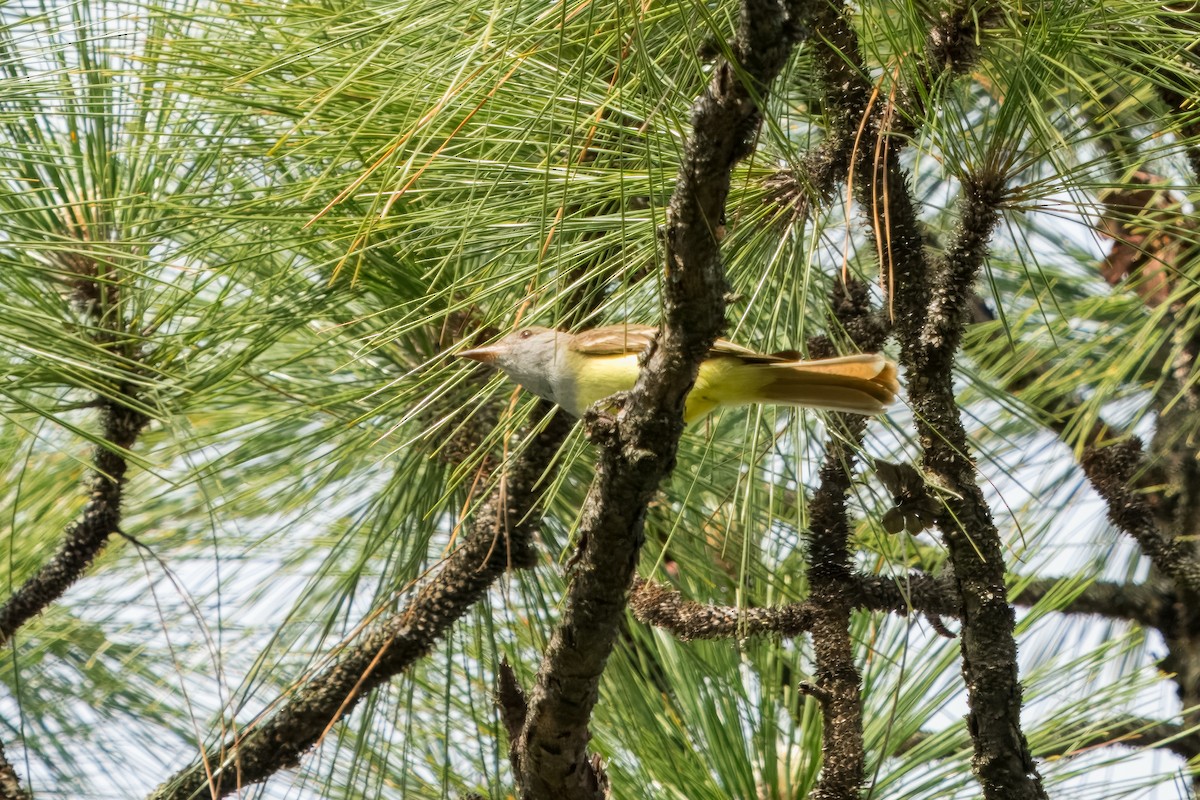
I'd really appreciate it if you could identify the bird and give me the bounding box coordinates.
[457,324,898,424]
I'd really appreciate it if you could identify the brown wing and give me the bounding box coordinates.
[568,323,787,362]
[568,324,659,355]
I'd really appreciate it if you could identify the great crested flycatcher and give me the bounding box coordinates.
[458,324,898,423]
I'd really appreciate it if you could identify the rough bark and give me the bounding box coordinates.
[0,399,149,647]
[0,746,29,800]
[805,416,868,800]
[800,0,1046,794]
[508,1,812,797]
[148,410,571,800]
[631,572,959,640]
[896,165,1048,797]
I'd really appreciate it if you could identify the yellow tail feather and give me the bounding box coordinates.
[686,354,898,422]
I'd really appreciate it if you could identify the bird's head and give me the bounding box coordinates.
[457,326,563,400]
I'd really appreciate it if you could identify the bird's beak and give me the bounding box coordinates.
[457,344,502,364]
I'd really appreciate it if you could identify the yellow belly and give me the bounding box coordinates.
[565,354,642,416]
[567,354,769,423]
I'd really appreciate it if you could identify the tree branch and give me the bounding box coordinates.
[631,572,959,640]
[508,1,810,796]
[0,398,149,647]
[1046,718,1200,762]
[805,276,892,800]
[805,417,868,800]
[0,744,29,800]
[148,408,571,800]
[803,0,1046,791]
[1012,578,1170,630]
[892,159,1047,797]
[897,716,1200,763]
[1081,439,1200,596]
[637,573,1185,644]
[496,659,529,782]
[630,578,818,640]
[854,573,961,619]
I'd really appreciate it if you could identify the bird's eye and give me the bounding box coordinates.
[519,330,533,339]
